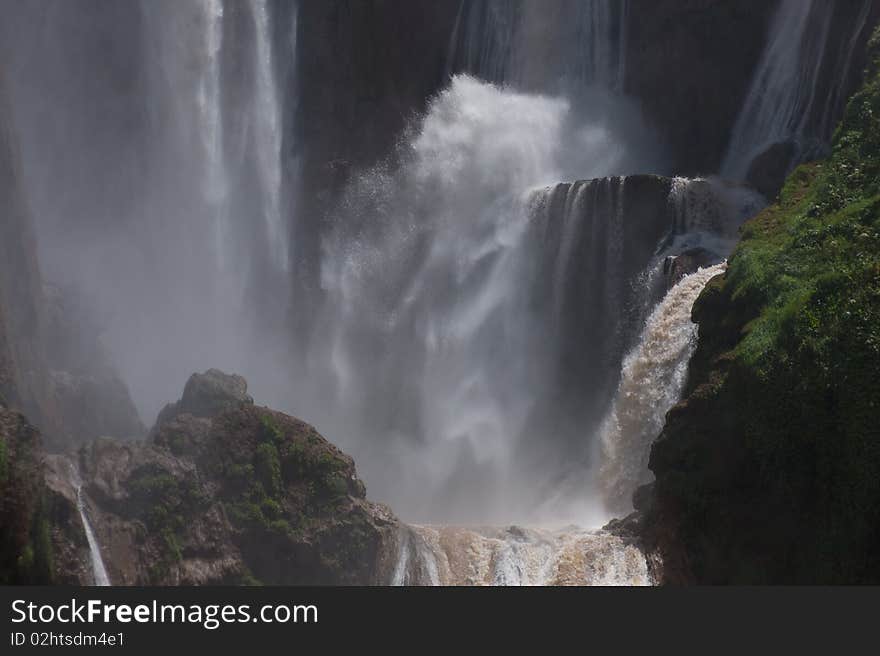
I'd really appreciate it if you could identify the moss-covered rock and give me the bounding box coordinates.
[643,28,880,584]
[0,406,53,584]
[72,370,397,585]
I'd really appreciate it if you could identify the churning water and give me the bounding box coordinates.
[391,524,650,586]
[301,75,666,523]
[599,263,728,514]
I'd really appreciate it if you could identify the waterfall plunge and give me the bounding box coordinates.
[599,263,728,514]
[301,75,668,523]
[391,525,650,586]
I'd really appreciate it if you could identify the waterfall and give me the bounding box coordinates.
[390,525,650,586]
[2,1,300,420]
[68,466,111,587]
[721,0,874,181]
[249,0,289,272]
[449,0,628,92]
[303,75,666,522]
[599,263,727,515]
[76,486,110,587]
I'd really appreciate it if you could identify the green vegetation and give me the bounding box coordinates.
[651,29,880,583]
[127,465,209,581]
[0,419,53,584]
[217,410,355,542]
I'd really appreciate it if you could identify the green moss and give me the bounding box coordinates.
[259,414,284,445]
[254,442,282,497]
[127,466,208,570]
[655,28,880,583]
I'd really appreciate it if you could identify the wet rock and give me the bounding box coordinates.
[155,369,253,426]
[745,141,798,200]
[663,248,722,287]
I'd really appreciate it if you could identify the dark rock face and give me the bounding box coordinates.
[626,0,780,175]
[745,141,799,200]
[663,248,721,287]
[0,406,52,584]
[293,0,461,313]
[70,370,399,585]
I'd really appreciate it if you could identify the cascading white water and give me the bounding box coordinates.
[721,0,873,181]
[250,0,289,272]
[599,263,727,515]
[198,0,227,220]
[70,472,110,587]
[391,525,650,586]
[304,74,665,523]
[76,487,110,587]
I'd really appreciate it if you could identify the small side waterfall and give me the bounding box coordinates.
[71,471,111,586]
[249,0,289,271]
[599,263,727,515]
[304,75,667,521]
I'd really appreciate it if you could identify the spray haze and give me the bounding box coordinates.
[301,75,668,523]
[0,0,869,558]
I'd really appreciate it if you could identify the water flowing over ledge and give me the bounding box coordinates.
[391,525,651,586]
[69,465,110,587]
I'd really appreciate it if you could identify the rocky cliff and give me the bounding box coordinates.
[0,406,53,584]
[36,370,400,585]
[641,28,880,584]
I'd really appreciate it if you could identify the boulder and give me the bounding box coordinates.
[155,369,253,426]
[663,248,722,287]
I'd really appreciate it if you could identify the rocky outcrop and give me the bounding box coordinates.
[61,370,400,585]
[2,369,402,586]
[640,29,880,584]
[154,369,252,426]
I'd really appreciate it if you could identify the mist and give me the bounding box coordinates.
[0,0,868,531]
